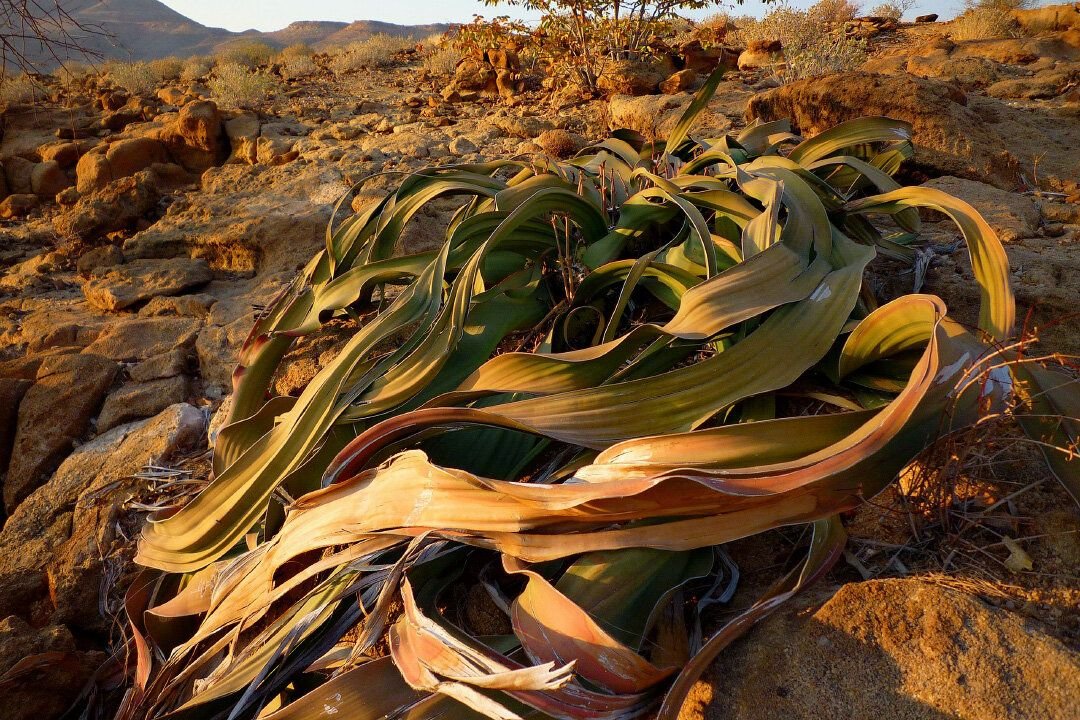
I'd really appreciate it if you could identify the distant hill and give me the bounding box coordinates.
[3,0,449,70]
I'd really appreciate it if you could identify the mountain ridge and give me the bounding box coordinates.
[10,0,449,69]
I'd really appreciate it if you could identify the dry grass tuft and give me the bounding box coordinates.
[951,7,1026,40]
[422,44,462,77]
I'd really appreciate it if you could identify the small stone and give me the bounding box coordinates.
[448,136,477,155]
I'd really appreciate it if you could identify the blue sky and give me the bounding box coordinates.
[160,1,967,33]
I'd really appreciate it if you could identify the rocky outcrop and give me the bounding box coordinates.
[746,72,1027,189]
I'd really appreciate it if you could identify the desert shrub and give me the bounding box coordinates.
[107,60,157,94]
[149,56,184,82]
[330,33,411,73]
[180,55,214,82]
[0,73,38,104]
[868,0,918,21]
[809,0,862,25]
[965,0,1034,9]
[461,3,699,91]
[119,65,1077,720]
[951,7,1025,40]
[281,53,319,79]
[280,43,315,59]
[208,62,279,108]
[54,61,93,86]
[421,43,463,76]
[734,2,868,81]
[217,39,276,69]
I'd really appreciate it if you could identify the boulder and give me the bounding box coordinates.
[678,39,740,74]
[37,140,95,169]
[597,59,672,96]
[0,193,39,219]
[3,156,34,195]
[96,376,189,432]
[73,151,111,194]
[448,136,478,155]
[225,111,261,164]
[30,160,73,198]
[916,13,939,23]
[702,579,1080,720]
[129,347,189,382]
[81,257,213,311]
[105,137,169,181]
[4,353,118,513]
[0,404,205,628]
[54,172,161,241]
[659,68,701,95]
[163,100,228,173]
[738,39,784,70]
[450,58,497,93]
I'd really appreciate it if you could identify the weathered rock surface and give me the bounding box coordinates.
[4,353,118,513]
[696,579,1080,720]
[81,316,201,361]
[81,257,212,311]
[745,71,1080,191]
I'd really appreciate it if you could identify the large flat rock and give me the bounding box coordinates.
[81,257,212,311]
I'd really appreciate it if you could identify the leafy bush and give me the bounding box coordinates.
[208,62,279,108]
[217,39,276,69]
[106,60,157,94]
[330,33,412,73]
[149,56,184,82]
[868,0,918,21]
[951,7,1025,40]
[120,67,1078,720]
[180,55,214,82]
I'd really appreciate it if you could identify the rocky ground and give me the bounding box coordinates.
[0,15,1078,720]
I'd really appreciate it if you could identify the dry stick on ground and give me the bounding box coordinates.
[0,0,109,76]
